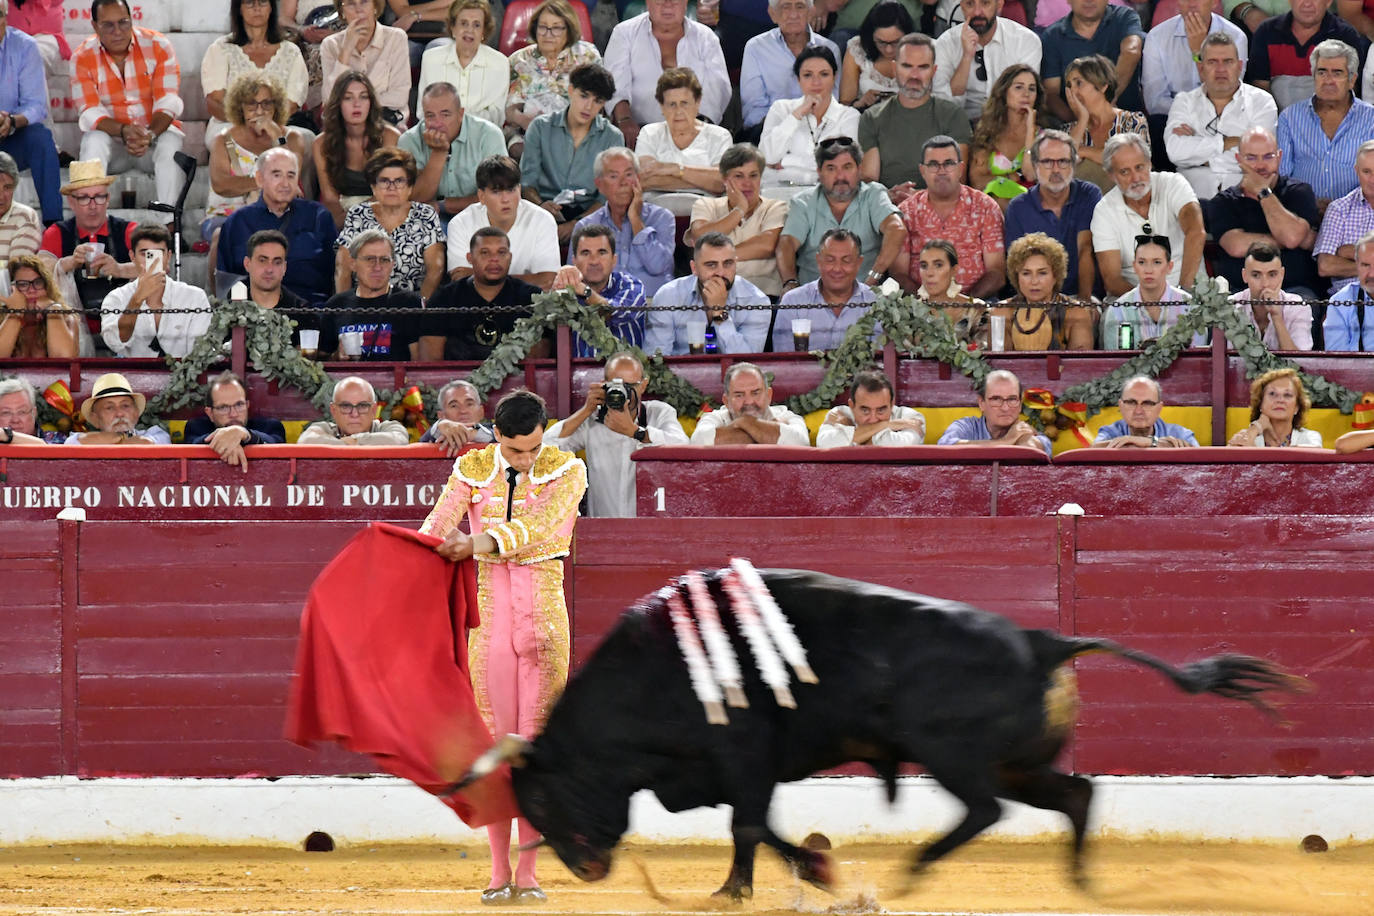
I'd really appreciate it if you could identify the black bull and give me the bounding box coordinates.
[454,568,1305,899]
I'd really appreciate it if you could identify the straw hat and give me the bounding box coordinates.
[80,373,147,423]
[61,160,117,195]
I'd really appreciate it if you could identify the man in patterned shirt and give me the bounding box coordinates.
[69,0,184,212]
[0,152,40,262]
[550,223,645,357]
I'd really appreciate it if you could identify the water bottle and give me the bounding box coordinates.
[1117,323,1134,350]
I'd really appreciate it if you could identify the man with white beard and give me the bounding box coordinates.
[1004,129,1101,300]
[688,362,810,446]
[1090,132,1206,297]
[63,372,170,445]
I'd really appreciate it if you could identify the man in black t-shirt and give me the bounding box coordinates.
[418,226,549,361]
[316,229,421,361]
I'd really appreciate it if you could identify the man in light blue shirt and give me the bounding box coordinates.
[936,368,1052,457]
[1276,40,1374,208]
[1313,139,1374,298]
[644,232,771,355]
[771,227,878,352]
[573,147,676,296]
[1092,376,1199,447]
[0,6,60,223]
[739,0,839,136]
[1323,231,1374,351]
[400,82,507,218]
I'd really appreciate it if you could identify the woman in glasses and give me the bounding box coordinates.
[417,0,508,127]
[335,147,445,299]
[1227,367,1324,448]
[759,48,859,190]
[637,68,733,213]
[1100,233,1198,350]
[505,0,601,157]
[839,1,910,111]
[0,255,81,358]
[969,64,1047,210]
[1064,54,1148,192]
[994,231,1095,350]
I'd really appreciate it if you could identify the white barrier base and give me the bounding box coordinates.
[1,775,1369,847]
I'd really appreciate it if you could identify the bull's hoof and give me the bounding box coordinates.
[711,883,753,903]
[797,850,834,892]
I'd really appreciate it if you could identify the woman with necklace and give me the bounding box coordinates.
[1064,54,1148,192]
[1100,234,1197,349]
[1228,367,1324,448]
[759,47,859,190]
[914,239,987,349]
[505,0,601,157]
[995,232,1096,350]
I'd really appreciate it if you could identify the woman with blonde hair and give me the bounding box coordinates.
[995,232,1095,350]
[417,0,509,127]
[1228,367,1324,448]
[504,0,601,156]
[0,254,81,358]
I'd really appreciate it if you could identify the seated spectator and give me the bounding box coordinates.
[1040,0,1146,122]
[0,3,61,226]
[779,137,905,290]
[184,371,287,468]
[1100,234,1197,349]
[1005,129,1100,300]
[1314,139,1374,298]
[216,148,339,304]
[740,0,840,138]
[1247,0,1366,113]
[573,148,676,296]
[1091,133,1205,295]
[993,231,1095,350]
[603,0,730,148]
[316,71,405,228]
[816,367,925,447]
[839,1,911,113]
[205,74,310,240]
[71,0,186,217]
[321,0,410,124]
[238,230,305,325]
[547,350,688,516]
[550,223,647,356]
[968,65,1046,208]
[279,0,342,112]
[8,0,70,83]
[636,68,732,215]
[1063,53,1149,191]
[201,0,308,140]
[420,378,495,455]
[644,233,771,355]
[759,49,859,191]
[0,254,80,358]
[772,228,877,351]
[0,153,40,262]
[417,0,508,128]
[336,147,444,299]
[446,155,559,288]
[835,0,921,45]
[0,377,55,444]
[401,81,505,219]
[1164,33,1276,199]
[521,63,623,241]
[859,34,972,201]
[100,226,212,358]
[1092,375,1199,447]
[504,0,602,158]
[1337,0,1374,42]
[688,361,810,445]
[385,0,459,69]
[896,136,1004,298]
[39,161,139,316]
[64,372,171,445]
[687,144,789,298]
[914,239,988,348]
[316,230,420,360]
[1229,241,1313,350]
[422,226,547,360]
[1226,366,1322,447]
[932,0,1043,121]
[1140,0,1247,118]
[936,368,1051,455]
[1276,40,1374,214]
[297,375,411,444]
[1323,231,1374,350]
[1207,126,1319,297]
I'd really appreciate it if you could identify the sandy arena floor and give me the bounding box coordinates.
[0,839,1369,916]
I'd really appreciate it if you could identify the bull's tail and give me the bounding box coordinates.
[1024,631,1310,720]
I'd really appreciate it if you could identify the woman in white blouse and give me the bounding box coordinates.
[201,0,309,140]
[759,47,859,189]
[1227,368,1325,448]
[634,67,731,216]
[417,0,509,128]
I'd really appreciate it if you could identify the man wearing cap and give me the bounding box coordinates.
[0,0,62,226]
[40,160,140,315]
[63,372,170,445]
[70,0,184,211]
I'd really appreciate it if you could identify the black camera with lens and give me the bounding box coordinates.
[596,379,638,423]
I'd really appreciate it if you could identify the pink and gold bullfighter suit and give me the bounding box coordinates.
[420,440,587,895]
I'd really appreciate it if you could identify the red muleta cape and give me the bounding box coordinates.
[284,522,519,826]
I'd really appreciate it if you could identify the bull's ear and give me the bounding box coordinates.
[495,733,533,769]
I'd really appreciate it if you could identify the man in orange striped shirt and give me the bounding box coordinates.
[69,0,184,213]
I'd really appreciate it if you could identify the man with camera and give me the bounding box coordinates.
[546,351,688,517]
[99,225,211,358]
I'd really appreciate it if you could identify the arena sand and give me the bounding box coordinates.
[0,839,1369,916]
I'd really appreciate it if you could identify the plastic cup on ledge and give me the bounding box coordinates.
[791,318,811,352]
[989,315,1006,352]
[298,329,320,359]
[339,331,364,357]
[686,320,707,355]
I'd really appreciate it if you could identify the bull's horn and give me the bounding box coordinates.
[517,836,548,852]
[447,734,532,792]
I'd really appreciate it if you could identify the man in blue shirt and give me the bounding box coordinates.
[739,0,839,141]
[0,6,61,223]
[936,369,1052,457]
[1040,0,1146,119]
[1004,129,1101,300]
[1322,231,1374,351]
[644,232,771,355]
[215,148,337,304]
[1092,376,1199,447]
[550,223,647,357]
[573,148,676,297]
